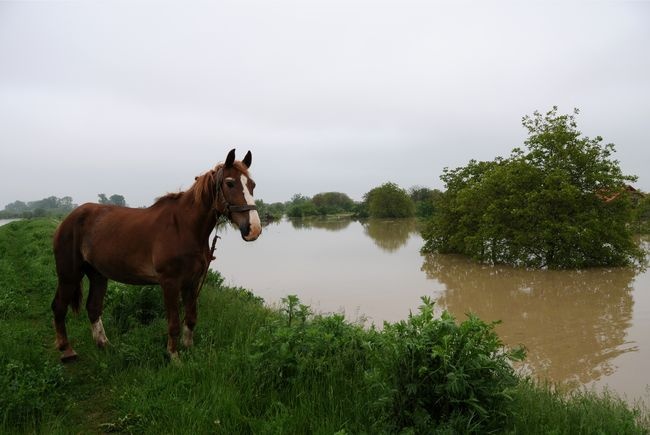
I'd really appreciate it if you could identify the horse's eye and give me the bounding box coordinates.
[225,180,235,188]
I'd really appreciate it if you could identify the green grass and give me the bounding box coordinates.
[0,218,648,434]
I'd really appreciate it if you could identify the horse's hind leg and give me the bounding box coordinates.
[52,279,83,363]
[161,278,182,363]
[86,267,109,348]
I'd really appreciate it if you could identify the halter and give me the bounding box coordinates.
[213,167,258,217]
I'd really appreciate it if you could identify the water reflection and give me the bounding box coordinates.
[362,219,419,252]
[422,254,637,388]
[288,217,353,231]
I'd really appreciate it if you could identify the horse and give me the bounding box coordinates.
[51,149,261,363]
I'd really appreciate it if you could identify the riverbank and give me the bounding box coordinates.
[1,219,648,433]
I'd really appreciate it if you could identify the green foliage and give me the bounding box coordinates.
[286,192,356,217]
[364,182,416,218]
[255,199,286,220]
[248,295,371,394]
[285,193,319,218]
[0,359,67,427]
[105,283,165,334]
[410,186,444,217]
[423,107,645,268]
[507,380,649,434]
[98,193,126,206]
[371,297,525,433]
[631,192,650,234]
[312,192,355,215]
[0,196,76,218]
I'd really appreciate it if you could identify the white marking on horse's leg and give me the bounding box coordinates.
[182,324,194,347]
[91,318,109,347]
[240,174,262,240]
[169,351,181,366]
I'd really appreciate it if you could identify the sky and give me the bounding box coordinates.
[1,1,648,207]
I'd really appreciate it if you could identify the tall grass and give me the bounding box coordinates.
[0,219,647,434]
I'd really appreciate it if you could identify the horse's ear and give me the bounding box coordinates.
[242,150,252,168]
[225,149,236,168]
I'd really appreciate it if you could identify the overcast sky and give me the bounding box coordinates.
[0,1,648,207]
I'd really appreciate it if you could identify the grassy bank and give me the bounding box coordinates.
[0,219,647,434]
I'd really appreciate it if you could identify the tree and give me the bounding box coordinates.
[311,192,355,215]
[364,182,415,218]
[98,193,126,206]
[4,201,27,213]
[285,194,318,218]
[422,107,645,268]
[255,199,286,220]
[631,191,650,234]
[109,194,126,207]
[409,186,443,217]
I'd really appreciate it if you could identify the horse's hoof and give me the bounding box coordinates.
[169,352,182,366]
[95,337,110,348]
[60,348,78,363]
[182,325,194,348]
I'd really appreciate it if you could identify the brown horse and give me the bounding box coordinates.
[51,149,261,362]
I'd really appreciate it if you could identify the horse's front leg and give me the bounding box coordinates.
[181,283,198,348]
[161,279,182,362]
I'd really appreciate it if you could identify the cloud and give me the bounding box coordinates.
[1,1,648,207]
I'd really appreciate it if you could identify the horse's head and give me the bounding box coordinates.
[216,149,262,242]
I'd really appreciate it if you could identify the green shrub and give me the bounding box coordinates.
[247,295,371,392]
[372,297,526,433]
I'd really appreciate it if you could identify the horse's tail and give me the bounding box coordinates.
[53,215,84,314]
[69,280,83,315]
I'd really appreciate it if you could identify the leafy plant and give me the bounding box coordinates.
[247,295,371,393]
[371,297,525,433]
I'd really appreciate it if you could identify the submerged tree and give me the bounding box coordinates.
[422,107,645,268]
[364,182,415,218]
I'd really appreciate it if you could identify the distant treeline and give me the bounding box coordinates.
[0,196,77,219]
[0,193,126,219]
[255,184,443,221]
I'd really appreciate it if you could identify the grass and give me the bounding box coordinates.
[0,218,648,434]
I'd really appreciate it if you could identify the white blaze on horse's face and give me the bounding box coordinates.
[241,174,262,241]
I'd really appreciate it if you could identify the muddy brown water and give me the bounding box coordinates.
[214,217,649,403]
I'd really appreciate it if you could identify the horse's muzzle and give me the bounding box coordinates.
[240,222,262,241]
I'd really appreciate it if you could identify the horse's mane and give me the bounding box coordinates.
[153,161,250,206]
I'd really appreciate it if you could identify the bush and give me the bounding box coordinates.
[246,295,527,433]
[247,295,371,392]
[371,297,525,433]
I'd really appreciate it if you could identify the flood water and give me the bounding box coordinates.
[213,217,650,403]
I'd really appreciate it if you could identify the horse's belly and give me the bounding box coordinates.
[82,244,158,285]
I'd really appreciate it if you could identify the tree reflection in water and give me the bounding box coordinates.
[288,217,353,231]
[362,219,419,252]
[421,254,638,389]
